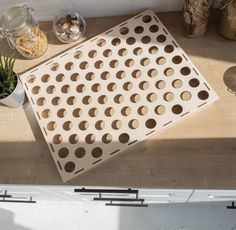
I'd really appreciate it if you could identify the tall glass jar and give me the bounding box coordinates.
[219,0,236,40]
[0,5,48,59]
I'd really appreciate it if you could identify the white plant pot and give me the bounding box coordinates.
[0,76,25,108]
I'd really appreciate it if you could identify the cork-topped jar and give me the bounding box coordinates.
[0,5,48,59]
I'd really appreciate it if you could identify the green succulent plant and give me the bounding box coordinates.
[0,52,17,99]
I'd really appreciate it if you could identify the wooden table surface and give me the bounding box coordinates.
[0,11,236,188]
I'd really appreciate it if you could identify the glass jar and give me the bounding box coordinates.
[53,9,86,43]
[0,5,48,59]
[219,0,236,40]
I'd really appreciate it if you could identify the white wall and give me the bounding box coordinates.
[0,0,183,20]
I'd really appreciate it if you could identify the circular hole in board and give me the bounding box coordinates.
[156,34,167,43]
[118,48,128,57]
[110,60,119,68]
[148,69,158,78]
[142,15,152,23]
[65,62,74,71]
[95,60,104,69]
[140,58,150,66]
[121,106,131,116]
[27,75,36,83]
[67,96,76,105]
[56,73,65,82]
[155,80,166,89]
[100,71,110,80]
[102,133,112,144]
[164,45,174,53]
[132,70,142,78]
[85,134,96,144]
[69,134,79,144]
[91,83,101,92]
[133,47,143,56]
[88,50,98,58]
[147,93,157,102]
[75,147,86,158]
[128,119,139,129]
[92,147,103,158]
[139,81,149,90]
[79,120,89,130]
[107,82,117,92]
[61,85,70,93]
[189,78,200,88]
[123,82,133,91]
[63,121,73,131]
[103,49,112,57]
[41,74,50,82]
[58,148,69,158]
[149,46,158,54]
[114,94,124,104]
[172,55,182,64]
[97,39,106,47]
[164,92,175,102]
[164,68,174,77]
[80,61,89,70]
[89,108,98,117]
[95,120,105,130]
[181,91,192,101]
[57,109,67,118]
[85,72,95,81]
[53,134,63,144]
[156,57,166,65]
[119,133,130,144]
[145,119,157,129]
[32,86,41,94]
[76,84,86,93]
[155,105,166,115]
[198,90,209,100]
[112,120,122,130]
[180,67,191,76]
[98,95,108,104]
[36,97,46,106]
[125,59,134,67]
[64,161,75,173]
[105,107,115,117]
[42,109,51,118]
[47,121,57,131]
[82,96,92,105]
[116,71,126,79]
[111,38,121,46]
[149,25,159,33]
[130,94,141,103]
[73,108,82,118]
[141,36,151,44]
[120,27,129,35]
[51,97,61,106]
[138,106,149,116]
[70,73,80,81]
[172,79,183,88]
[74,50,83,59]
[51,63,59,71]
[134,26,144,34]
[172,105,183,114]
[126,37,136,45]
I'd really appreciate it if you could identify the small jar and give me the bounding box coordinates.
[0,5,48,59]
[219,0,236,40]
[53,9,86,43]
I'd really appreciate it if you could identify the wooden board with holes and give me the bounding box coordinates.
[20,9,219,182]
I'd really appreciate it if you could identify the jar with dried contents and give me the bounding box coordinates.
[219,0,236,40]
[0,5,48,59]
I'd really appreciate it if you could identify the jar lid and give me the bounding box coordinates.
[0,5,34,37]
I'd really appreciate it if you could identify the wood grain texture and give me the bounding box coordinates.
[0,11,236,188]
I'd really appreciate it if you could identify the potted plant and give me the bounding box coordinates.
[0,52,25,107]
